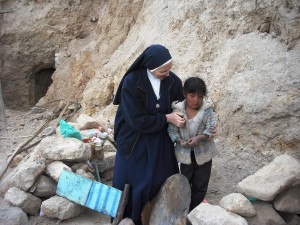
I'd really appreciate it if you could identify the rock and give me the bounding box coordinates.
[0,157,46,195]
[103,140,116,152]
[93,152,116,172]
[95,143,104,160]
[45,161,72,182]
[258,17,271,33]
[75,168,95,180]
[41,125,56,137]
[77,114,100,129]
[9,154,24,168]
[31,175,57,198]
[278,212,300,225]
[86,172,95,180]
[71,162,94,173]
[30,106,47,114]
[237,154,300,201]
[67,122,81,131]
[246,201,286,225]
[274,185,300,214]
[149,174,191,225]
[5,187,42,215]
[118,218,135,225]
[34,136,92,161]
[41,195,86,220]
[188,203,248,225]
[219,193,256,217]
[286,215,300,225]
[100,167,114,181]
[0,206,29,225]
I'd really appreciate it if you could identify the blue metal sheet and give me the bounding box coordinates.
[56,169,93,205]
[85,181,121,217]
[56,169,122,218]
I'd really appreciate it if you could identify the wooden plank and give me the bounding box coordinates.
[0,117,52,180]
[0,101,70,180]
[0,9,13,14]
[0,82,7,127]
[112,184,131,225]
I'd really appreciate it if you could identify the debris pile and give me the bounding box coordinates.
[1,101,300,225]
[0,101,117,222]
[188,154,300,225]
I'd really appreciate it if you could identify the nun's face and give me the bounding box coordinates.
[151,62,173,80]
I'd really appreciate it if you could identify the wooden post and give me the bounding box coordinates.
[112,184,131,225]
[0,82,7,128]
[0,9,14,14]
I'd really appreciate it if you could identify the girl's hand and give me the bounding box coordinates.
[188,134,209,147]
[177,138,189,147]
[188,136,201,147]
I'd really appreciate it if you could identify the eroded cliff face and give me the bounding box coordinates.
[1,0,299,161]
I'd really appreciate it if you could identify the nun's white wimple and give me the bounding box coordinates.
[149,59,172,72]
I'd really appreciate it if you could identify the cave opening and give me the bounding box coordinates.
[33,68,55,104]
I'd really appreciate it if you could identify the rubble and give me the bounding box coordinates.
[187,154,300,225]
[41,196,86,220]
[0,112,117,222]
[237,154,300,201]
[219,193,256,217]
[5,187,42,215]
[0,103,300,225]
[1,111,300,224]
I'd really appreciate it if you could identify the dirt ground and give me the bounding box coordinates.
[0,108,259,224]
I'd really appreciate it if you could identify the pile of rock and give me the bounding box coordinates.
[0,113,117,222]
[1,112,300,225]
[116,154,300,225]
[187,154,300,225]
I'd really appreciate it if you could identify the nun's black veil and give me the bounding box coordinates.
[113,44,172,105]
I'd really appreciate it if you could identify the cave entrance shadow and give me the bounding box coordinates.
[33,68,55,104]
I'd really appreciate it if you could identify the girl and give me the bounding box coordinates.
[168,76,218,211]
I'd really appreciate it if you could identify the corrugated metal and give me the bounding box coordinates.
[57,169,122,217]
[85,181,121,217]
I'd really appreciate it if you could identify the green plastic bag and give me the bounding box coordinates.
[247,197,257,202]
[60,120,82,140]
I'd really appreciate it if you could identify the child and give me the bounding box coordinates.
[168,76,218,211]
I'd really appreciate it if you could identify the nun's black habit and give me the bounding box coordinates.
[112,45,184,224]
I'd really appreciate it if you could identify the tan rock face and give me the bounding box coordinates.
[1,1,300,161]
[0,0,109,107]
[1,0,143,108]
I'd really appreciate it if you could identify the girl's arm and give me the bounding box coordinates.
[167,118,189,147]
[167,119,181,143]
[203,108,216,137]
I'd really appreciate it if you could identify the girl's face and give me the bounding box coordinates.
[185,92,204,110]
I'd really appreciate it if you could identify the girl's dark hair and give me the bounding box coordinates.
[183,77,207,95]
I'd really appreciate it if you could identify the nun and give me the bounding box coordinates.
[112,44,185,224]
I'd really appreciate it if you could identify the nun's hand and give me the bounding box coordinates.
[166,112,185,127]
